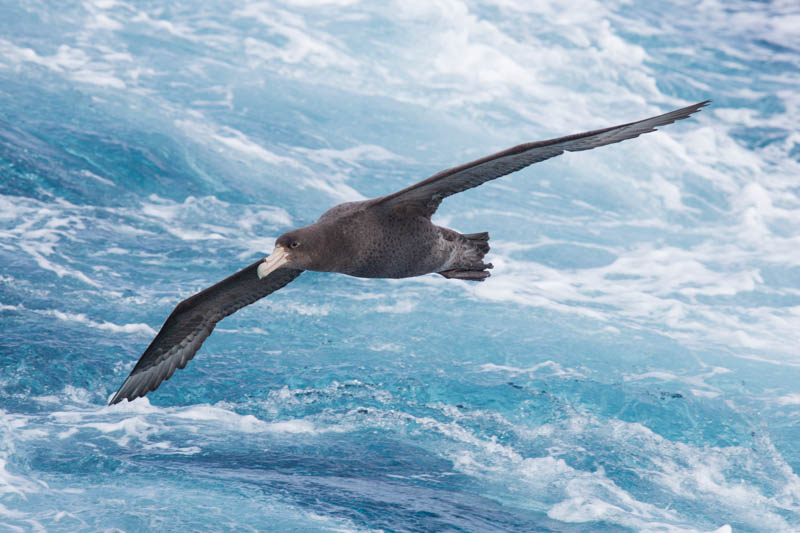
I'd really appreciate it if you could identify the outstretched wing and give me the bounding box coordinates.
[373,101,710,217]
[109,262,304,405]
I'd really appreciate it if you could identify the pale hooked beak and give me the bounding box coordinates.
[257,245,290,279]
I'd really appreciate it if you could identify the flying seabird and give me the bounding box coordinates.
[109,101,710,405]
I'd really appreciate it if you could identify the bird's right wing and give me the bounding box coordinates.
[372,101,710,217]
[109,262,304,405]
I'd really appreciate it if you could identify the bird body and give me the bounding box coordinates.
[109,101,710,405]
[277,200,490,279]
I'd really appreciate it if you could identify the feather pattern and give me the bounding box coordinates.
[373,101,710,217]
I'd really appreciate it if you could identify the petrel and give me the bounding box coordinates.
[109,101,710,405]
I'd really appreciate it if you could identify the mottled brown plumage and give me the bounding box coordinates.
[109,100,709,405]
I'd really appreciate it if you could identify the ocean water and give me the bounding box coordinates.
[1,0,799,531]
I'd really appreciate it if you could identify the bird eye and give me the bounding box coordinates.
[290,241,300,249]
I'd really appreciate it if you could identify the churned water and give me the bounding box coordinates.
[1,1,799,531]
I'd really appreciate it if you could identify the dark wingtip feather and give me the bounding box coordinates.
[108,373,146,405]
[658,100,711,124]
[668,99,710,119]
[107,265,304,406]
[108,353,181,405]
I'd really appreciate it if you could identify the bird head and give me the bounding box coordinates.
[257,226,326,278]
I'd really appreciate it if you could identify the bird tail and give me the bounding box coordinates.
[462,232,490,255]
[438,231,493,282]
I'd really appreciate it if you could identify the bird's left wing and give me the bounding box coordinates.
[109,262,304,405]
[371,101,710,217]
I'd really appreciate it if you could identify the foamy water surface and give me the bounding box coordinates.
[1,0,799,531]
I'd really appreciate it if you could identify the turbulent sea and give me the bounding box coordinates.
[1,1,799,531]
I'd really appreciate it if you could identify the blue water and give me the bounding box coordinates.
[2,1,799,531]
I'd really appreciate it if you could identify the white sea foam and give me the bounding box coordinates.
[623,367,731,394]
[172,115,366,202]
[18,242,100,287]
[174,119,302,168]
[4,390,370,529]
[368,343,403,352]
[0,39,127,89]
[463,236,800,359]
[135,195,292,247]
[0,456,43,498]
[130,11,194,40]
[236,4,358,70]
[775,394,800,406]
[44,309,156,335]
[293,144,401,170]
[0,196,108,287]
[479,361,583,378]
[78,169,115,187]
[236,206,293,232]
[342,405,800,531]
[39,395,330,450]
[374,299,417,313]
[0,411,44,498]
[102,401,326,437]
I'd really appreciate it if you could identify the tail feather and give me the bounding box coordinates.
[439,266,492,281]
[438,231,492,281]
[462,232,490,255]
